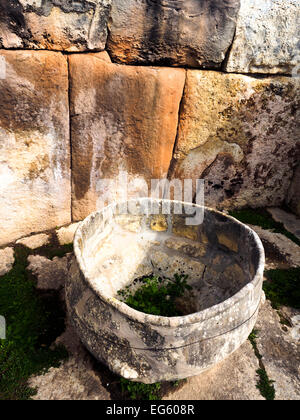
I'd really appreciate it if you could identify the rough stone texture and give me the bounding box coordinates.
[0,247,14,276]
[69,53,185,220]
[29,319,111,400]
[248,225,300,269]
[56,223,81,245]
[256,300,300,400]
[107,0,240,68]
[286,164,300,217]
[27,254,72,290]
[163,340,263,400]
[66,199,264,383]
[0,50,71,246]
[267,208,300,241]
[225,0,300,75]
[170,71,300,210]
[17,233,50,249]
[0,0,112,51]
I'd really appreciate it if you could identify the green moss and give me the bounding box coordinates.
[119,378,185,401]
[229,208,300,246]
[118,274,192,317]
[263,268,300,310]
[248,329,262,360]
[256,369,275,401]
[0,245,68,400]
[248,329,275,401]
[120,379,161,400]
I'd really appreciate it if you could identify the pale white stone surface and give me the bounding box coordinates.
[0,247,14,276]
[17,233,50,250]
[56,223,80,245]
[226,0,300,74]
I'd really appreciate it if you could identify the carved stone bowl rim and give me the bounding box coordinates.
[73,198,265,328]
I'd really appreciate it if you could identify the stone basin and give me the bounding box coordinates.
[66,199,265,383]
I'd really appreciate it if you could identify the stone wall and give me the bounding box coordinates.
[0,0,299,245]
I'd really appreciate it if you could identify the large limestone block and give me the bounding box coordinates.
[0,0,111,51]
[69,53,185,220]
[107,0,240,68]
[0,50,70,246]
[170,70,300,210]
[225,0,300,75]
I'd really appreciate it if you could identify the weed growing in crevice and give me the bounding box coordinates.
[256,369,276,401]
[229,208,300,246]
[119,377,186,401]
[248,329,262,361]
[0,245,68,400]
[120,379,161,400]
[118,274,192,317]
[248,329,275,400]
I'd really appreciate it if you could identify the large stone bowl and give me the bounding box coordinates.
[66,199,265,383]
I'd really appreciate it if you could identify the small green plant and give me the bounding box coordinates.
[263,268,300,310]
[0,245,68,400]
[248,329,275,400]
[119,378,185,400]
[256,369,276,401]
[229,208,300,246]
[118,273,192,317]
[120,378,161,400]
[248,329,261,360]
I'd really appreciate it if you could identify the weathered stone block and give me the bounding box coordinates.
[0,50,70,246]
[170,70,300,210]
[107,0,240,68]
[17,233,50,249]
[69,53,185,220]
[0,247,14,276]
[0,0,111,51]
[225,0,300,75]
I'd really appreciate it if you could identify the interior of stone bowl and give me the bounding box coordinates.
[74,200,263,314]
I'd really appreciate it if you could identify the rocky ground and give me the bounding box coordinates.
[0,208,299,400]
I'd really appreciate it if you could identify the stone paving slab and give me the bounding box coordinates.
[163,340,263,400]
[255,301,300,400]
[267,208,300,241]
[248,225,300,268]
[56,223,81,246]
[16,233,50,250]
[0,247,14,276]
[29,320,111,401]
